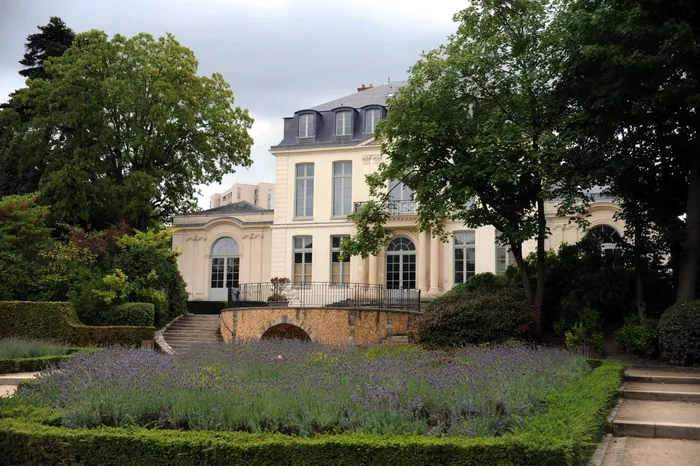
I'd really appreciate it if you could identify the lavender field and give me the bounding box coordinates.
[17,341,590,437]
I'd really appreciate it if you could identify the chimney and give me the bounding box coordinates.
[210,193,221,209]
[358,83,371,92]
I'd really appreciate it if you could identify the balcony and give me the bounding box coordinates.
[353,200,416,215]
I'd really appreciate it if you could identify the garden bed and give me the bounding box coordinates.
[0,339,95,374]
[0,342,624,465]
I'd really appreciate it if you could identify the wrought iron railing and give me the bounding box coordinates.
[228,282,421,311]
[353,200,416,215]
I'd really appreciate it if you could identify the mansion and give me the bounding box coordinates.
[173,82,622,302]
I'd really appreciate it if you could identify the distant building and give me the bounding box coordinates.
[174,82,622,302]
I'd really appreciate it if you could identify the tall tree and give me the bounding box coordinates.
[18,16,75,81]
[8,30,254,230]
[559,0,699,304]
[342,0,589,337]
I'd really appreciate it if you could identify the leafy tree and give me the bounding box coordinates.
[342,0,588,336]
[558,0,699,304]
[9,30,253,230]
[18,16,76,81]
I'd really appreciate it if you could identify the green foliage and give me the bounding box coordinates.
[18,16,76,81]
[267,294,289,303]
[8,30,253,230]
[0,339,71,359]
[416,289,533,346]
[659,300,700,365]
[104,303,155,327]
[0,194,52,258]
[616,317,659,357]
[563,308,604,352]
[446,273,517,296]
[0,251,36,301]
[0,360,623,466]
[186,301,226,315]
[0,301,154,347]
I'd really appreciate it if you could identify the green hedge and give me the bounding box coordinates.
[186,301,226,315]
[0,360,623,465]
[0,348,97,374]
[0,302,154,347]
[659,300,700,365]
[104,303,155,327]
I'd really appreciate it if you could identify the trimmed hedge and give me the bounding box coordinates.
[104,303,155,327]
[0,360,623,465]
[0,348,96,374]
[659,300,700,365]
[0,301,155,347]
[186,301,226,315]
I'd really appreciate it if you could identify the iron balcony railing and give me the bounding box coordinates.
[353,200,416,215]
[228,282,421,311]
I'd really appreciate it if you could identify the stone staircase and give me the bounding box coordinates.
[162,314,223,352]
[600,367,700,465]
[382,334,409,344]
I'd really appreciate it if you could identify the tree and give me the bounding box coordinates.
[18,16,75,81]
[342,0,589,337]
[558,0,699,305]
[0,17,75,197]
[8,30,254,230]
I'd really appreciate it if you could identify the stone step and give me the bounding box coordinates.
[625,368,700,385]
[0,385,17,397]
[0,372,40,386]
[166,337,222,344]
[612,399,700,440]
[179,315,220,320]
[164,329,220,337]
[623,383,700,403]
[602,437,700,466]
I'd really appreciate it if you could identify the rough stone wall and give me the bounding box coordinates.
[220,308,418,346]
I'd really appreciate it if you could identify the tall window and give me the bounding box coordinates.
[236,187,241,200]
[331,236,350,284]
[298,113,315,138]
[495,231,516,274]
[210,237,240,290]
[585,225,622,252]
[295,163,314,217]
[386,237,416,290]
[388,179,415,214]
[267,188,273,209]
[336,111,352,136]
[365,108,381,134]
[332,161,352,216]
[293,236,313,284]
[454,231,476,284]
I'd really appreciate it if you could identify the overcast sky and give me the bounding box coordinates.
[0,0,462,208]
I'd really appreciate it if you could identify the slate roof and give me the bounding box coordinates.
[183,201,272,216]
[310,82,407,112]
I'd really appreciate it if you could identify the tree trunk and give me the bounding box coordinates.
[632,209,648,321]
[677,154,700,302]
[534,197,546,338]
[512,244,534,306]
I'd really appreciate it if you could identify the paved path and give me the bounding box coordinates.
[601,366,700,466]
[0,372,40,397]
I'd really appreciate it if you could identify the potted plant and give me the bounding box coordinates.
[565,307,605,358]
[268,277,291,307]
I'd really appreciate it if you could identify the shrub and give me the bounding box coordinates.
[187,301,226,314]
[0,347,96,373]
[659,300,700,365]
[0,301,154,347]
[103,303,155,327]
[0,339,71,359]
[563,308,604,352]
[445,272,516,297]
[267,294,289,303]
[616,316,659,357]
[415,289,533,346]
[0,360,624,465]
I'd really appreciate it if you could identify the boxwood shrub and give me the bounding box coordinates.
[659,300,700,365]
[415,289,533,346]
[616,316,659,357]
[103,303,155,327]
[0,360,623,465]
[0,348,98,374]
[0,301,154,347]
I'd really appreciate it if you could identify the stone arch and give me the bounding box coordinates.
[256,315,316,342]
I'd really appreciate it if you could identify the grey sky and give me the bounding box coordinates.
[0,0,462,208]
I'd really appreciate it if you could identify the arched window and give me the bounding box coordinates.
[210,237,240,296]
[585,225,622,252]
[386,237,416,289]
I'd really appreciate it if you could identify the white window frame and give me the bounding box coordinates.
[293,236,313,285]
[298,113,315,138]
[365,108,381,134]
[236,187,241,200]
[295,163,314,218]
[267,188,273,209]
[332,161,352,216]
[453,231,476,284]
[336,110,352,136]
[330,235,350,285]
[495,231,516,274]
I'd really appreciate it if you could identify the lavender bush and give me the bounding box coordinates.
[17,341,589,437]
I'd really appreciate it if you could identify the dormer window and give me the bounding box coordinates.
[365,108,381,134]
[336,111,352,136]
[298,113,315,138]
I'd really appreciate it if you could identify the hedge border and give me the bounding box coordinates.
[0,348,97,374]
[0,301,155,347]
[0,360,623,466]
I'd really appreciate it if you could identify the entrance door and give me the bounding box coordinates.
[386,237,417,301]
[209,237,240,301]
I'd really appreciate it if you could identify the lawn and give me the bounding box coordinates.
[0,338,72,359]
[16,341,590,437]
